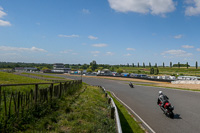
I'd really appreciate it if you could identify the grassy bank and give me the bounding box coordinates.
[0,71,52,92]
[119,67,200,76]
[24,85,116,133]
[21,72,66,79]
[107,92,145,133]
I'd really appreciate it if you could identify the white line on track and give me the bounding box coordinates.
[110,91,156,133]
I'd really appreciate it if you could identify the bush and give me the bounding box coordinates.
[117,69,123,74]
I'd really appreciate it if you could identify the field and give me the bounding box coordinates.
[118,67,200,77]
[21,72,66,79]
[0,71,53,92]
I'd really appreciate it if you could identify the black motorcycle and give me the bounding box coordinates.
[129,83,134,88]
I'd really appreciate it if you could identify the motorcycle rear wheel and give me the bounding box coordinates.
[169,112,174,119]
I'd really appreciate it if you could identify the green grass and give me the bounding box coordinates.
[0,71,51,92]
[24,85,116,133]
[107,91,145,133]
[21,72,66,79]
[119,67,200,76]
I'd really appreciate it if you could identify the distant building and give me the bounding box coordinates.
[14,67,37,72]
[52,63,71,73]
[53,63,65,69]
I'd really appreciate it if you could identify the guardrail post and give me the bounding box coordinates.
[108,98,111,104]
[0,86,1,107]
[50,83,53,100]
[111,107,115,119]
[35,84,38,108]
[59,82,62,98]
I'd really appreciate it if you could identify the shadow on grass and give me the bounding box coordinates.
[117,106,133,133]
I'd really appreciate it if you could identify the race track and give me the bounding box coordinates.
[51,74,200,133]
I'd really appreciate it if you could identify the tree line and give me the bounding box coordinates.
[0,61,199,71]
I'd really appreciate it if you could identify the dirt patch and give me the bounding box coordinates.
[157,83,200,90]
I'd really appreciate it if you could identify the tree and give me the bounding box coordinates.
[143,62,145,68]
[42,67,49,71]
[155,63,157,67]
[90,60,98,71]
[149,62,151,67]
[196,61,198,69]
[65,64,70,68]
[117,69,123,74]
[178,62,180,68]
[127,63,129,67]
[170,62,172,68]
[81,64,88,69]
[132,63,135,67]
[110,67,114,72]
[186,62,189,69]
[154,68,159,75]
[86,68,92,72]
[138,62,139,68]
[150,67,154,74]
[98,67,103,71]
[163,62,165,68]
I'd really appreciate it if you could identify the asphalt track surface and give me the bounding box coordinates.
[52,74,200,133]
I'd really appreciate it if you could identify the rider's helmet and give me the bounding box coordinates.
[159,91,163,95]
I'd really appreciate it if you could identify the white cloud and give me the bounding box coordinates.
[108,0,176,16]
[58,34,79,38]
[82,9,90,14]
[0,53,18,56]
[88,35,98,40]
[161,49,193,57]
[106,52,114,56]
[124,53,131,56]
[0,20,11,26]
[197,48,200,51]
[182,45,194,48]
[91,51,100,54]
[0,46,47,52]
[126,48,135,51]
[185,0,200,16]
[0,7,6,18]
[0,7,11,26]
[92,43,107,47]
[60,50,73,54]
[174,34,183,39]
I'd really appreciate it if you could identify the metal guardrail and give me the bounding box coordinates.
[100,86,122,133]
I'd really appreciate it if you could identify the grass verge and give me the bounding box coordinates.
[23,85,116,133]
[21,72,66,79]
[107,91,145,133]
[0,71,52,92]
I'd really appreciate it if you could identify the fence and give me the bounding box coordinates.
[0,80,82,130]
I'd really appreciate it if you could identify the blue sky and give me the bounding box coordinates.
[1,0,200,66]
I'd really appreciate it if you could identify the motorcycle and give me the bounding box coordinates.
[129,83,134,88]
[158,101,174,118]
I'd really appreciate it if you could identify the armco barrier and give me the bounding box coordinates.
[99,86,122,133]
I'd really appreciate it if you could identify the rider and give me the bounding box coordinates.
[157,91,169,108]
[129,82,133,87]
